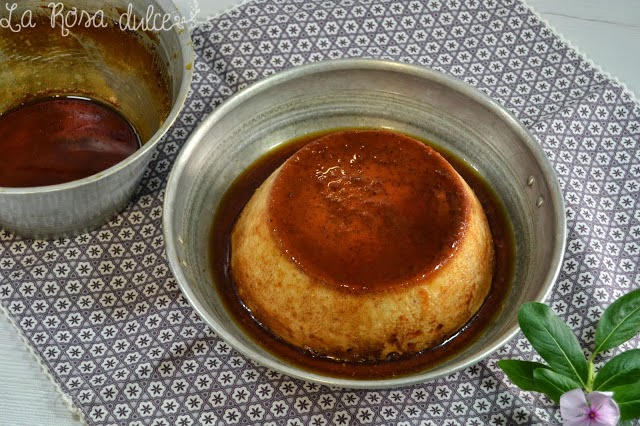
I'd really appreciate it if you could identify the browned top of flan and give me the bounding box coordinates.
[268,129,471,292]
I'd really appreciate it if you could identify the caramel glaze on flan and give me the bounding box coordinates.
[230,129,495,362]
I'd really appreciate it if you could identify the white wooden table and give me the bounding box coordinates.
[1,0,639,423]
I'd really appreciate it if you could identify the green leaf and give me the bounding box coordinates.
[518,303,589,387]
[594,288,640,355]
[594,349,640,391]
[498,359,551,392]
[613,381,640,421]
[533,368,581,403]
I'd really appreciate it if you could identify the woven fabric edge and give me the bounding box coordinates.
[522,0,640,105]
[0,303,87,425]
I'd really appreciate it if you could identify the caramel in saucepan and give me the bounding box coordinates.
[0,97,140,187]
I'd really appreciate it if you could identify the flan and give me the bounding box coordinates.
[230,129,494,362]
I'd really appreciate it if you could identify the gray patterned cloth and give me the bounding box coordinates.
[1,0,639,424]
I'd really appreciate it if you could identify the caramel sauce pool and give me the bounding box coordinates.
[210,130,515,379]
[0,97,140,187]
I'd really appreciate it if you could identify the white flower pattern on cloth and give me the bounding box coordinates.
[1,0,640,424]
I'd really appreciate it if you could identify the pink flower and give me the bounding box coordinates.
[560,389,620,426]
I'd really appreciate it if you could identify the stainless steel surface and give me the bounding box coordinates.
[0,0,193,239]
[164,58,566,388]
